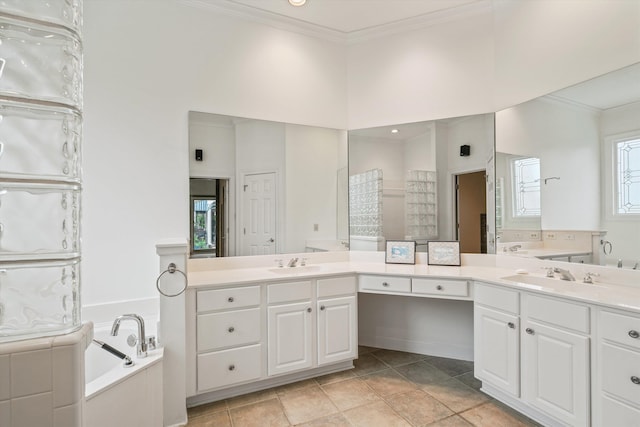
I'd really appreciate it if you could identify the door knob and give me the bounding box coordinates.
[629,330,639,339]
[267,238,275,243]
[525,328,535,335]
[507,322,515,329]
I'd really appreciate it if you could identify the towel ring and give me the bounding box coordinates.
[156,263,188,297]
[601,240,613,255]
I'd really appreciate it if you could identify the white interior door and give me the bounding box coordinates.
[242,172,276,256]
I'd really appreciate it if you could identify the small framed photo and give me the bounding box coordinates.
[385,240,416,264]
[427,241,461,266]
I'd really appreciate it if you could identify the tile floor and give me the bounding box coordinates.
[187,347,542,427]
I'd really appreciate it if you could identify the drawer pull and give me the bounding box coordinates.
[629,330,640,339]
[382,282,389,287]
[507,322,515,329]
[320,305,325,311]
[228,326,235,333]
[631,376,640,385]
[307,307,312,313]
[525,328,535,335]
[228,364,235,371]
[436,285,443,291]
[228,297,234,303]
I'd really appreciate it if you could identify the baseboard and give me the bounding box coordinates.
[358,335,473,361]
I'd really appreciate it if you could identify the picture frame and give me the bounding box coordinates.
[427,241,461,266]
[385,240,416,265]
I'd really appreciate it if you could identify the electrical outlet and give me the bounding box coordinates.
[514,232,522,239]
[529,232,540,239]
[546,232,556,240]
[565,233,575,240]
[313,224,319,231]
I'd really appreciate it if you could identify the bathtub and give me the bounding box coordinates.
[84,325,164,427]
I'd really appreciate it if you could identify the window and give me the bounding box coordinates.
[512,157,540,217]
[615,137,640,214]
[192,198,216,253]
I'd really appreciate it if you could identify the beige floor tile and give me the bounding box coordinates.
[372,349,425,367]
[322,378,381,411]
[394,361,452,385]
[275,378,319,396]
[421,378,488,413]
[459,402,537,427]
[386,389,454,426]
[229,398,291,427]
[316,368,357,385]
[453,372,482,391]
[227,388,278,409]
[424,356,474,377]
[186,410,231,426]
[279,385,339,425]
[295,413,352,427]
[427,414,473,426]
[358,345,377,355]
[352,353,388,376]
[187,399,227,419]
[361,368,418,397]
[343,400,412,427]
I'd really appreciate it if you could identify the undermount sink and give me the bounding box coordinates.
[268,265,323,275]
[501,274,563,287]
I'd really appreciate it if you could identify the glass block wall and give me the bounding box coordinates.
[405,170,437,240]
[349,169,383,238]
[0,0,83,342]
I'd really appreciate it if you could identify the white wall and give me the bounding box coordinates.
[496,97,601,230]
[83,0,640,310]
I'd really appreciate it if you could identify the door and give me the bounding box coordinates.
[522,320,590,426]
[267,301,313,376]
[456,171,487,253]
[242,172,276,256]
[317,295,357,366]
[474,305,520,397]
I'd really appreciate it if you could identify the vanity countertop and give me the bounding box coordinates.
[499,248,592,259]
[187,254,640,315]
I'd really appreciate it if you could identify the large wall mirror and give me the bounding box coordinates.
[496,62,640,267]
[188,112,348,257]
[348,113,495,254]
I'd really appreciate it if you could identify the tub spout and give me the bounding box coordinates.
[111,314,147,358]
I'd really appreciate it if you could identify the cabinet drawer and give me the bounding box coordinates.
[197,286,260,312]
[197,344,261,391]
[413,278,468,297]
[197,308,261,352]
[359,275,411,293]
[601,394,640,426]
[524,294,589,333]
[601,343,640,407]
[600,310,640,350]
[318,276,356,298]
[268,281,312,304]
[474,283,519,314]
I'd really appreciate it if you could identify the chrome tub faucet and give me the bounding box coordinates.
[111,313,148,358]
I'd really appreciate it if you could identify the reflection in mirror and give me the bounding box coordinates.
[496,62,640,267]
[495,154,541,234]
[348,114,495,253]
[188,112,348,257]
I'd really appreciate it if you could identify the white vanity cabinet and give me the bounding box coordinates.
[196,285,262,392]
[474,282,591,426]
[596,309,640,426]
[317,276,358,366]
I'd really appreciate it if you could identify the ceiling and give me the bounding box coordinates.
[220,0,483,34]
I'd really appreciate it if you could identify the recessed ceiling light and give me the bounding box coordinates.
[391,129,399,134]
[288,0,306,6]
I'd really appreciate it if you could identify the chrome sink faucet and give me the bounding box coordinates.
[553,267,576,281]
[111,314,147,358]
[508,244,522,252]
[287,257,299,267]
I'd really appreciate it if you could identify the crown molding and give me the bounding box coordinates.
[180,0,492,45]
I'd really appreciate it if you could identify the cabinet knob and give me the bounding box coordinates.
[629,330,640,339]
[307,307,312,313]
[228,364,235,371]
[382,282,389,287]
[228,296,234,303]
[525,328,535,335]
[631,376,640,385]
[507,322,515,329]
[436,285,443,291]
[228,326,235,333]
[320,305,325,311]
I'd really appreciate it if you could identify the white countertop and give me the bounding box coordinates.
[187,252,640,314]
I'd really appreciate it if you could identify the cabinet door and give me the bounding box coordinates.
[268,301,313,376]
[474,305,520,396]
[318,295,357,366]
[522,320,589,426]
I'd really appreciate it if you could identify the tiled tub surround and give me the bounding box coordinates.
[186,251,640,426]
[0,322,92,427]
